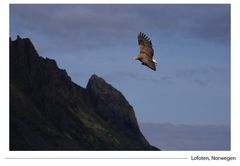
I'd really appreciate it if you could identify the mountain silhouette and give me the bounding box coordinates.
[10,36,159,150]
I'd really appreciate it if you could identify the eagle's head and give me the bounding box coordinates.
[153,58,158,64]
[133,55,140,60]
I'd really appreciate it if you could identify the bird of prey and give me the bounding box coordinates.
[133,32,157,71]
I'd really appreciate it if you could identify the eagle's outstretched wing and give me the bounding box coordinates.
[138,32,154,58]
[138,32,156,71]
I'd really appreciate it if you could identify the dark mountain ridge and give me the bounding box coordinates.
[10,36,158,150]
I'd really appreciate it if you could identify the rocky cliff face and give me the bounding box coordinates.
[10,36,158,150]
[87,74,140,134]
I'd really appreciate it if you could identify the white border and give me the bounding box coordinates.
[1,0,240,165]
[8,0,232,4]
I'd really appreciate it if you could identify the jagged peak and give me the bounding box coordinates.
[12,35,32,43]
[87,74,106,89]
[87,74,125,99]
[88,74,104,83]
[11,35,37,56]
[10,36,72,83]
[17,35,21,40]
[11,35,57,66]
[89,74,100,80]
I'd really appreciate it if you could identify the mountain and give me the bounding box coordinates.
[10,36,158,150]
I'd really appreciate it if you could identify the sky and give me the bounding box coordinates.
[140,123,230,150]
[10,4,230,126]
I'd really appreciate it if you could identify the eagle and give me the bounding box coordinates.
[133,32,157,71]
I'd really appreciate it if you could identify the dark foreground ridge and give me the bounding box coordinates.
[10,36,159,150]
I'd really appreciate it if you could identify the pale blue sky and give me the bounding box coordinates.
[10,4,230,125]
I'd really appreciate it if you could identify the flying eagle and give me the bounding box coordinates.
[133,32,157,71]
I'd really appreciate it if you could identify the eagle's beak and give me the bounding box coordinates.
[153,58,158,64]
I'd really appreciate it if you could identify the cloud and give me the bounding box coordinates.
[193,79,207,87]
[103,72,145,82]
[174,5,230,44]
[130,4,230,44]
[10,4,139,52]
[175,65,229,87]
[102,71,173,85]
[10,4,230,54]
[139,123,230,150]
[176,66,229,79]
[176,68,196,78]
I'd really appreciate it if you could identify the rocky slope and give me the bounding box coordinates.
[10,36,158,150]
